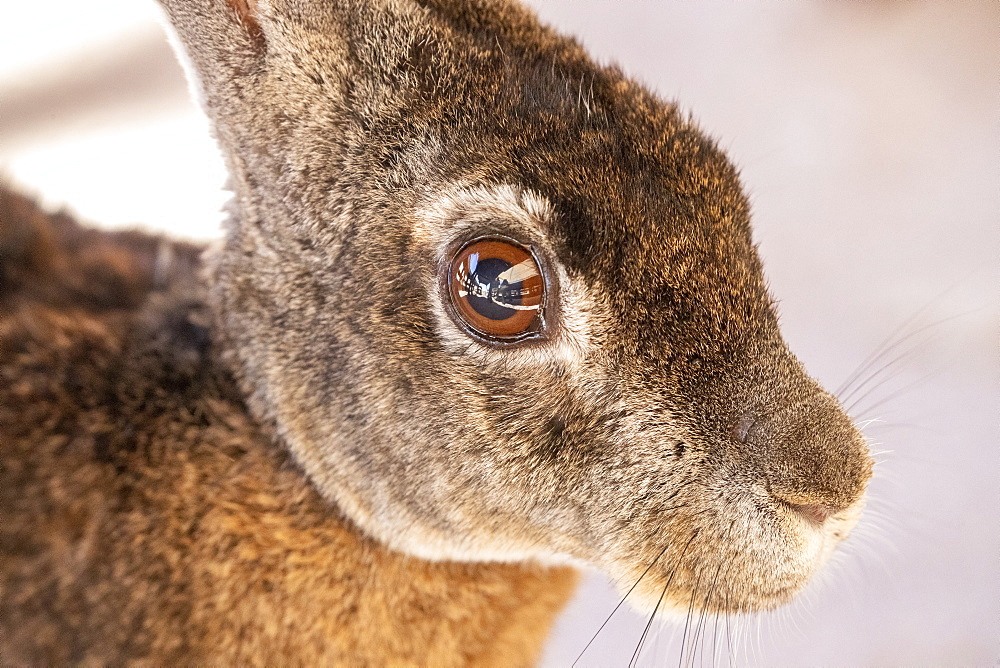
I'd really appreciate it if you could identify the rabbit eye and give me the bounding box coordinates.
[447,238,544,340]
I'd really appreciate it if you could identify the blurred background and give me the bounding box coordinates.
[1,1,997,665]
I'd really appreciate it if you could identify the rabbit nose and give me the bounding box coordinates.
[735,394,874,513]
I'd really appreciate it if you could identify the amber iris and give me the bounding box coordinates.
[448,238,544,339]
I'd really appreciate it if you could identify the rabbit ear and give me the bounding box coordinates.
[155,0,449,215]
[157,0,472,165]
[156,0,442,108]
[157,0,264,98]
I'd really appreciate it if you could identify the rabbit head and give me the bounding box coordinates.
[157,0,873,615]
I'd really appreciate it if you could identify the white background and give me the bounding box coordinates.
[2,1,997,666]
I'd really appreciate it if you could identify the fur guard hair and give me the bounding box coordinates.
[0,185,575,663]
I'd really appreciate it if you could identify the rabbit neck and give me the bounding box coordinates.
[140,409,578,664]
[0,186,576,664]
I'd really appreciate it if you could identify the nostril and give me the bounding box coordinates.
[780,501,837,525]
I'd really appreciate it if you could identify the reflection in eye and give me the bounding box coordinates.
[448,239,544,339]
[456,255,539,313]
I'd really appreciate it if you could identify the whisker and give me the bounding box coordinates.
[691,562,722,667]
[714,559,739,668]
[677,570,703,668]
[839,342,925,410]
[607,497,693,590]
[635,530,698,667]
[833,290,976,399]
[572,510,690,666]
[855,417,884,429]
[753,612,763,667]
[571,544,669,666]
[697,520,737,668]
[843,353,939,417]
[834,309,953,408]
[848,367,941,419]
[710,608,721,668]
[724,591,734,668]
[629,579,668,668]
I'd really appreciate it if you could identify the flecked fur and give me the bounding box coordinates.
[0,185,575,663]
[1,0,872,661]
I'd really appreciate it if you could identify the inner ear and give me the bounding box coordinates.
[226,0,263,43]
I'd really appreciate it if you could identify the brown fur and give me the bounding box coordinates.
[226,0,263,42]
[0,186,575,663]
[2,0,873,661]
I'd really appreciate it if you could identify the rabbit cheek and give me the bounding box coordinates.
[584,352,872,614]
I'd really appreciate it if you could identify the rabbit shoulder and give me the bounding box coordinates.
[0,184,575,664]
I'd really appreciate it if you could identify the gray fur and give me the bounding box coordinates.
[153,0,876,613]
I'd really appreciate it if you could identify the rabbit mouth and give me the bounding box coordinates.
[619,556,807,619]
[603,491,867,618]
[621,557,812,618]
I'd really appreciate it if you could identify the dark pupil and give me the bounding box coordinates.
[462,256,523,321]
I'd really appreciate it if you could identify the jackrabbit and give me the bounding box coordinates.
[0,0,872,663]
